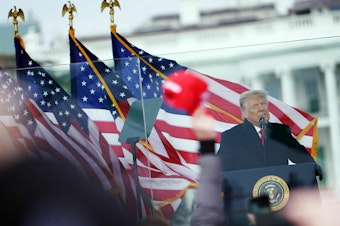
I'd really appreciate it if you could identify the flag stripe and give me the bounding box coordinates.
[27,100,111,188]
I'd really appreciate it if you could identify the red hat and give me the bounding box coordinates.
[162,70,209,115]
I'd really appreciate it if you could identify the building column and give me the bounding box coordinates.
[321,61,340,189]
[277,67,296,107]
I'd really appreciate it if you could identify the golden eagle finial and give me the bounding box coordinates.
[101,0,121,24]
[8,6,25,34]
[62,1,77,29]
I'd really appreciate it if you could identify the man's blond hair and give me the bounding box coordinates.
[239,90,268,110]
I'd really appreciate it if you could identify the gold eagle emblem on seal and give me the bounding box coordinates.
[252,175,290,211]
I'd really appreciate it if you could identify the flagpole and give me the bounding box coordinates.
[101,0,146,218]
[126,137,143,219]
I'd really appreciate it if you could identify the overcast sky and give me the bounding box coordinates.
[1,0,180,44]
[1,0,225,44]
[1,1,294,45]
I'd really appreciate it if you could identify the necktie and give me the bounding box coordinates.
[259,129,264,145]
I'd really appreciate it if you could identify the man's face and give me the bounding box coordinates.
[241,96,270,127]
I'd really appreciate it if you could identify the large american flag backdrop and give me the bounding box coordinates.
[110,25,318,159]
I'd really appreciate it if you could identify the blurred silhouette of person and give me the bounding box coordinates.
[248,195,294,226]
[162,70,224,226]
[0,153,136,226]
[190,107,224,226]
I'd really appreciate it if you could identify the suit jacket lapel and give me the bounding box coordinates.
[241,119,266,157]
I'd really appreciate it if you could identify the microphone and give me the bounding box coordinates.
[259,116,266,128]
[259,116,267,144]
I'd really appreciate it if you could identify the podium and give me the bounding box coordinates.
[222,163,319,225]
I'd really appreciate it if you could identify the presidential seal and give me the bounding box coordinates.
[252,175,289,211]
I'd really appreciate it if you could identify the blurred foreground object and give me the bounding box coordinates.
[283,188,340,226]
[162,70,209,115]
[0,157,135,226]
[191,107,216,142]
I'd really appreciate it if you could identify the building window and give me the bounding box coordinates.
[265,74,281,100]
[305,79,319,113]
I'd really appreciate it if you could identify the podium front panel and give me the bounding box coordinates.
[222,163,318,225]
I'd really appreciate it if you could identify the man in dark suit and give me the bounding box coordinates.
[217,89,317,171]
[217,90,322,226]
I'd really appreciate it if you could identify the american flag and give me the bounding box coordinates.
[14,34,125,195]
[0,69,37,156]
[0,69,110,185]
[110,25,318,160]
[0,68,77,163]
[68,29,197,218]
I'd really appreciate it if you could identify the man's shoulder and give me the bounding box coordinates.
[269,122,291,133]
[222,123,242,132]
[270,122,290,129]
[221,123,245,137]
